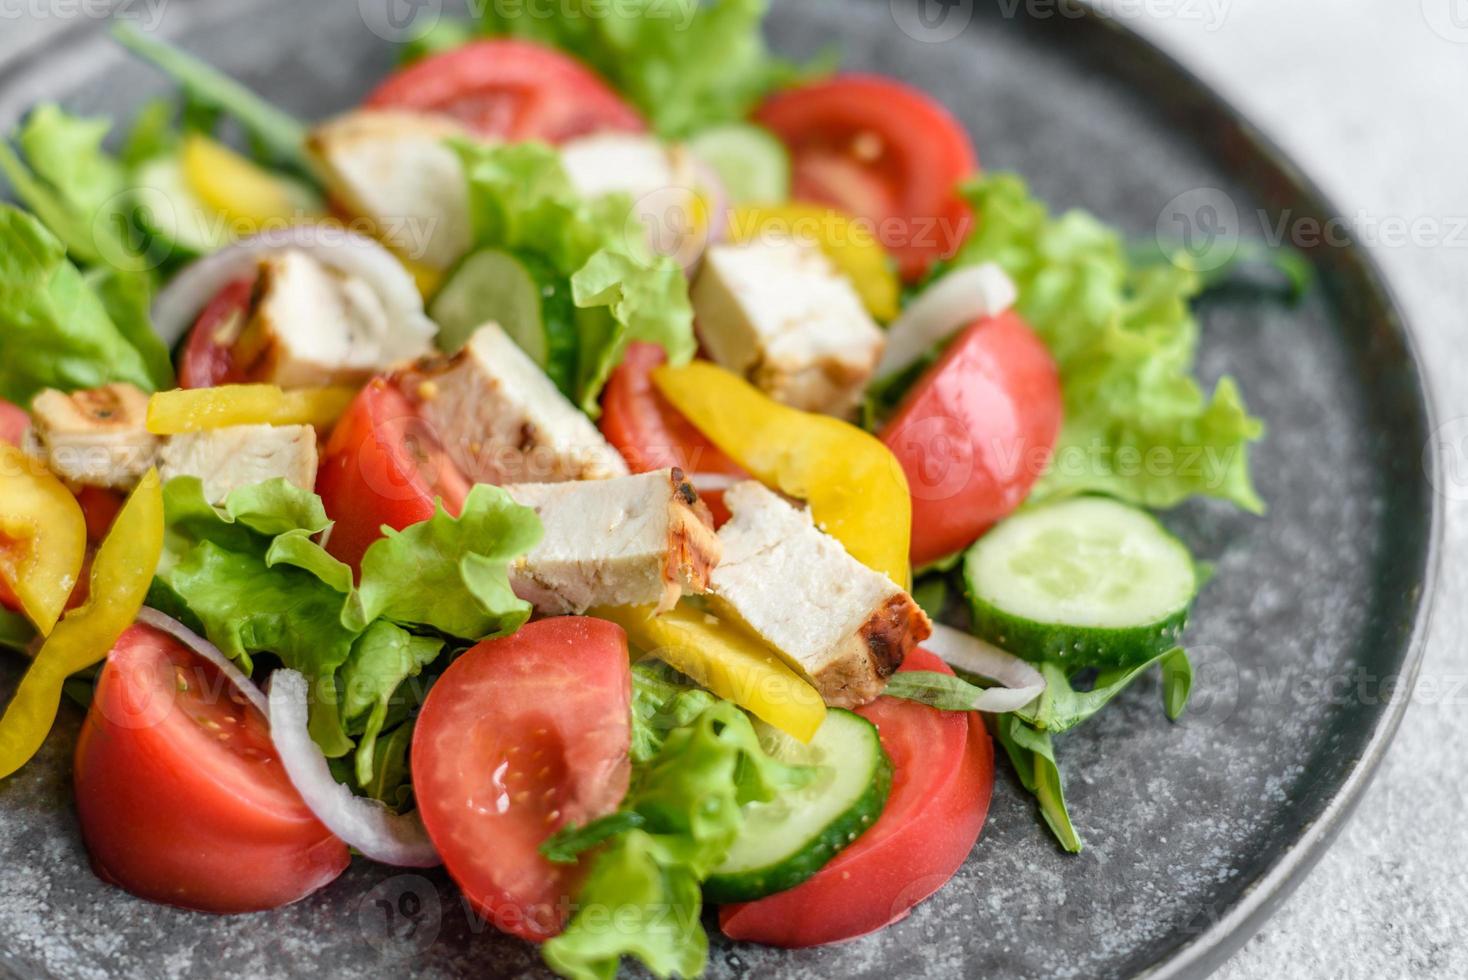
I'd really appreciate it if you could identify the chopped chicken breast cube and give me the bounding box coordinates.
[692,238,885,418]
[397,322,628,485]
[503,468,721,615]
[559,133,703,261]
[307,110,472,271]
[23,383,159,490]
[235,249,424,388]
[158,424,319,506]
[709,481,930,708]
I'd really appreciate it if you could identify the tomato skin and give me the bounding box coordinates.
[178,276,255,389]
[413,618,633,942]
[317,379,469,570]
[365,39,646,143]
[0,396,28,446]
[600,342,745,523]
[755,75,978,282]
[74,486,124,543]
[880,311,1062,569]
[719,648,994,947]
[74,624,349,914]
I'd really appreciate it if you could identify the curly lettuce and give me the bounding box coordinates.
[950,173,1265,514]
[453,140,694,413]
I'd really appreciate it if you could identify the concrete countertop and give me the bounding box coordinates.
[0,2,1462,977]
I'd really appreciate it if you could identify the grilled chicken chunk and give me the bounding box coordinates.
[709,481,930,708]
[503,469,721,616]
[397,322,628,486]
[235,249,430,388]
[23,383,159,490]
[692,238,884,418]
[307,109,472,271]
[158,425,319,506]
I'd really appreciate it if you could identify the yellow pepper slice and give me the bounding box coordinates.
[181,133,316,234]
[727,203,901,322]
[0,444,87,635]
[654,361,913,590]
[0,469,163,780]
[147,384,357,435]
[596,603,826,743]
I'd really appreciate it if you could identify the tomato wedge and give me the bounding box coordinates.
[719,648,994,947]
[178,276,255,390]
[317,379,469,570]
[365,39,646,143]
[755,75,977,282]
[74,623,349,913]
[600,342,745,522]
[0,396,28,446]
[880,311,1062,568]
[413,618,633,942]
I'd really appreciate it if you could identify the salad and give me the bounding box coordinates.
[0,2,1281,977]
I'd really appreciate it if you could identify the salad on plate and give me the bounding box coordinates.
[0,2,1281,977]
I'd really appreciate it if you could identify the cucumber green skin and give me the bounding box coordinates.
[964,577,1191,670]
[703,732,893,904]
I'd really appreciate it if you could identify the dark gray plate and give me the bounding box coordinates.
[0,1,1440,978]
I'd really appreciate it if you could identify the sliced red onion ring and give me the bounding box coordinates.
[268,669,441,868]
[875,263,1019,380]
[690,155,730,261]
[922,622,1046,714]
[151,225,436,359]
[688,472,741,494]
[136,607,267,717]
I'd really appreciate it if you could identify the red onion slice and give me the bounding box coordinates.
[875,263,1018,380]
[268,669,441,868]
[136,607,267,717]
[151,225,436,359]
[922,622,1046,714]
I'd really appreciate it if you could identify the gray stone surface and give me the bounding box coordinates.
[0,2,1462,978]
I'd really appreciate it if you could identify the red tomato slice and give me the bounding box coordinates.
[413,617,633,942]
[600,342,746,523]
[755,75,978,282]
[178,276,255,389]
[74,486,124,543]
[880,311,1062,568]
[365,39,646,143]
[74,623,349,913]
[317,378,470,571]
[719,647,994,947]
[0,396,28,446]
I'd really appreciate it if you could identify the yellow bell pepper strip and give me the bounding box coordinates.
[181,133,318,234]
[0,444,87,636]
[146,384,357,435]
[0,469,163,780]
[727,203,901,322]
[595,603,826,743]
[653,361,914,590]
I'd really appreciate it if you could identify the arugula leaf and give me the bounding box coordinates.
[948,173,1265,514]
[476,0,807,139]
[541,812,648,865]
[353,485,541,639]
[453,140,695,412]
[992,714,1081,854]
[111,24,314,177]
[1017,647,1193,734]
[0,205,161,405]
[362,719,416,812]
[1160,648,1194,721]
[543,700,810,980]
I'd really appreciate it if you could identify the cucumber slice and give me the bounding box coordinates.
[131,155,232,258]
[430,248,578,394]
[963,496,1198,669]
[705,709,891,903]
[689,123,791,205]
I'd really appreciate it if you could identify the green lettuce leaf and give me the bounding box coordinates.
[949,173,1265,514]
[86,267,174,390]
[475,0,805,139]
[0,205,161,405]
[543,700,808,980]
[452,140,694,413]
[1015,647,1194,734]
[992,713,1081,854]
[340,621,444,786]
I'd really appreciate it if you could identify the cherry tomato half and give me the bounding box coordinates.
[413,617,633,941]
[365,39,646,143]
[755,75,978,282]
[74,623,349,913]
[178,276,255,390]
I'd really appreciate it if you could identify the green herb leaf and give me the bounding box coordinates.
[541,812,648,865]
[992,713,1081,853]
[1160,648,1194,721]
[1018,646,1190,734]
